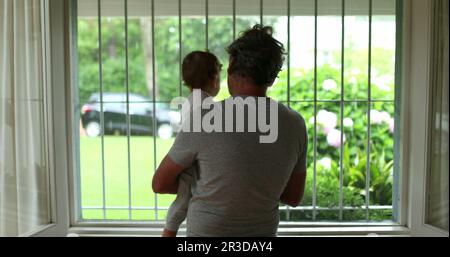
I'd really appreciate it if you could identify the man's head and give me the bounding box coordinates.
[226,25,286,95]
[182,51,222,96]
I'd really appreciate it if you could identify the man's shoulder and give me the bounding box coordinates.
[276,101,306,127]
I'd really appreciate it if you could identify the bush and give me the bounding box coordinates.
[273,64,395,221]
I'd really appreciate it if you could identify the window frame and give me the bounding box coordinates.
[25,0,71,237]
[54,0,436,236]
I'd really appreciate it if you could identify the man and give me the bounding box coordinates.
[152,25,308,237]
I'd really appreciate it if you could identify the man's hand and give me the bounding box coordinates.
[152,155,185,194]
[280,170,306,207]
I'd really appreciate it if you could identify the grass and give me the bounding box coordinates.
[80,136,176,221]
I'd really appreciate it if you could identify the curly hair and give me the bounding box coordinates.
[226,24,286,87]
[182,51,221,89]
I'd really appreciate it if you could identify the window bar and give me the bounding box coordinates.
[286,0,291,222]
[151,0,159,220]
[124,0,132,220]
[232,0,236,40]
[97,0,107,220]
[70,0,83,221]
[260,0,263,25]
[82,204,392,211]
[287,0,290,108]
[392,0,404,222]
[179,0,182,96]
[365,0,373,221]
[312,0,318,221]
[339,0,345,221]
[205,0,209,50]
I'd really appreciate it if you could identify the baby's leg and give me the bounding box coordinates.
[163,167,196,236]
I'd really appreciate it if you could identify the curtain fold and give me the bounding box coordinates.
[0,0,49,237]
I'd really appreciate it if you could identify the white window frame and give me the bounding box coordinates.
[39,0,444,236]
[23,0,71,237]
[405,0,449,237]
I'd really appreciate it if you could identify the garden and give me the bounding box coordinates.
[77,14,396,222]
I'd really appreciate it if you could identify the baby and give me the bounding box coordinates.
[162,51,222,237]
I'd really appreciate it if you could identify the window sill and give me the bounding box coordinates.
[68,222,410,237]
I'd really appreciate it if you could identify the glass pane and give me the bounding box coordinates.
[369,102,394,221]
[182,0,206,97]
[106,210,129,220]
[265,0,288,102]
[289,102,314,221]
[317,0,342,101]
[80,136,104,213]
[78,0,103,219]
[75,0,401,223]
[235,0,260,35]
[130,134,155,219]
[371,0,396,101]
[344,0,369,100]
[155,0,181,101]
[315,102,341,214]
[209,0,233,101]
[100,1,126,95]
[288,0,315,102]
[343,102,367,220]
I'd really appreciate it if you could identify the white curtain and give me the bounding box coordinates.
[0,0,50,236]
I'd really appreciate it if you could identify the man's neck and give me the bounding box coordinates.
[231,83,268,97]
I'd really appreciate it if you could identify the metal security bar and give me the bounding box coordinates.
[97,0,106,219]
[312,0,318,221]
[366,0,373,221]
[151,0,158,220]
[77,0,398,222]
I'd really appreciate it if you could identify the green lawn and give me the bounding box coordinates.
[80,136,176,221]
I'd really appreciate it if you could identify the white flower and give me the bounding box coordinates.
[322,79,337,91]
[343,118,354,128]
[373,75,393,92]
[389,118,395,134]
[309,116,315,125]
[327,129,346,148]
[351,68,361,75]
[318,157,332,170]
[380,111,391,124]
[317,110,337,133]
[370,110,383,125]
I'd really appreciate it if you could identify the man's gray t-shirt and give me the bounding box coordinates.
[168,96,308,237]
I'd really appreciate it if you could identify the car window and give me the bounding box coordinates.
[88,94,99,103]
[104,94,125,103]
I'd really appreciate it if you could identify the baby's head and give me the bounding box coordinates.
[182,51,222,97]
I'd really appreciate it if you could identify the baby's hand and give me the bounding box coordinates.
[162,228,177,237]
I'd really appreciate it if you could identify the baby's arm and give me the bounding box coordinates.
[163,167,196,236]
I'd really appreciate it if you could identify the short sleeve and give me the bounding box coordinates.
[167,130,201,168]
[293,115,308,173]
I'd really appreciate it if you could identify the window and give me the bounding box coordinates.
[73,0,400,223]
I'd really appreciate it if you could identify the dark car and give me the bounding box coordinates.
[81,92,180,138]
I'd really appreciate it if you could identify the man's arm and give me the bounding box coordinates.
[280,170,306,207]
[152,155,185,194]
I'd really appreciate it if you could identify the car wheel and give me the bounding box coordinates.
[157,123,173,139]
[85,121,101,137]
